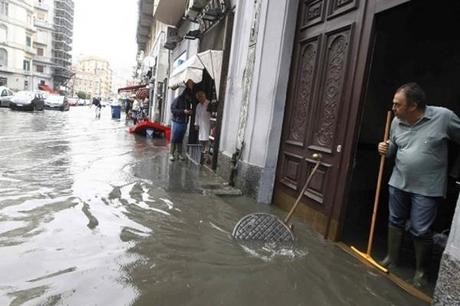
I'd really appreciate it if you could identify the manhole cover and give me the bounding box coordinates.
[232,213,294,242]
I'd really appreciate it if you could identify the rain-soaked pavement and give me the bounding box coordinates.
[0,106,427,306]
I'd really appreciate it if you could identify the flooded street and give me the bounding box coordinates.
[0,107,425,306]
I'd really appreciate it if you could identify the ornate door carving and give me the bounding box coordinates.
[275,0,366,239]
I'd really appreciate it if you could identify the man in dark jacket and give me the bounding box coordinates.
[170,81,194,161]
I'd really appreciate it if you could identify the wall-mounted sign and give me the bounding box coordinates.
[173,52,187,72]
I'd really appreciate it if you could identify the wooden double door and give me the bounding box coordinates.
[274,0,409,239]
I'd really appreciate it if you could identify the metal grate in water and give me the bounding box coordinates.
[232,213,294,242]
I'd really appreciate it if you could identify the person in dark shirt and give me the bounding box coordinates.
[92,97,101,118]
[169,80,194,161]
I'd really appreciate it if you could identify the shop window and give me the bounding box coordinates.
[0,76,6,86]
[0,48,7,66]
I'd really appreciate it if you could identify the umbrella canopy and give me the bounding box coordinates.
[169,50,223,97]
[136,87,149,100]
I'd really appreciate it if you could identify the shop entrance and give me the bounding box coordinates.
[342,0,460,296]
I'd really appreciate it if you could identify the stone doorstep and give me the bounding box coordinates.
[199,183,243,196]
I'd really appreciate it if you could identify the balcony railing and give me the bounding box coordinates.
[34,19,53,30]
[34,55,54,65]
[0,65,27,75]
[33,71,52,79]
[25,46,36,55]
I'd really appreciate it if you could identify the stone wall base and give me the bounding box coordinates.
[217,152,262,200]
[433,252,460,305]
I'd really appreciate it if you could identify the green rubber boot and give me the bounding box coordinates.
[380,224,403,268]
[412,237,432,288]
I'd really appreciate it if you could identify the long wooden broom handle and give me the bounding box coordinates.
[284,153,322,224]
[366,110,392,255]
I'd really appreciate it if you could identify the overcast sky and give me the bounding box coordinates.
[72,0,138,89]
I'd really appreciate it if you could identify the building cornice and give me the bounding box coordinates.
[0,15,36,33]
[0,41,34,54]
[10,0,34,14]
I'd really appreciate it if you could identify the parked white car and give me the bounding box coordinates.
[0,86,14,107]
[45,95,70,111]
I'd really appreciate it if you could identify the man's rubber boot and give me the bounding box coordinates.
[169,144,176,161]
[177,143,185,161]
[380,224,403,268]
[412,237,432,288]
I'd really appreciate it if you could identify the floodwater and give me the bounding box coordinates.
[0,107,426,306]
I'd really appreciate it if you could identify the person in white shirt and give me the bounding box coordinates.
[131,99,140,124]
[195,90,211,154]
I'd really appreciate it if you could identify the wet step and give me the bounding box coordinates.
[199,183,242,196]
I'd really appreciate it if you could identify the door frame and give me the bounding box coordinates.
[273,0,413,241]
[335,0,415,240]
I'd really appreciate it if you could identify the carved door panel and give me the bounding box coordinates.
[275,0,365,237]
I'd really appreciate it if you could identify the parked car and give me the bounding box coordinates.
[0,86,14,107]
[45,95,70,111]
[68,97,79,106]
[9,91,45,111]
[77,99,85,106]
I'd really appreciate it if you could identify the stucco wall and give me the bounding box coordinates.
[218,0,298,203]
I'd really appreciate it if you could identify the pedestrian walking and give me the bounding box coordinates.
[378,82,460,287]
[92,97,101,118]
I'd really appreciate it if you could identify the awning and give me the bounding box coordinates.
[154,0,187,26]
[118,84,147,93]
[169,50,223,97]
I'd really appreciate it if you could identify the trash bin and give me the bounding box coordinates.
[111,105,121,119]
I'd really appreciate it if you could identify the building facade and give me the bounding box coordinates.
[136,0,200,124]
[32,0,54,90]
[72,56,112,98]
[0,0,73,91]
[71,69,100,98]
[52,0,73,90]
[0,0,36,90]
[136,0,234,169]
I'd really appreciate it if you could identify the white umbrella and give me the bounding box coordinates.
[169,50,223,97]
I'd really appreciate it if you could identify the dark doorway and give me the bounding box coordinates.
[342,0,460,296]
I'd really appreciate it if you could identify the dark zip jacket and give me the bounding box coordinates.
[171,91,192,123]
